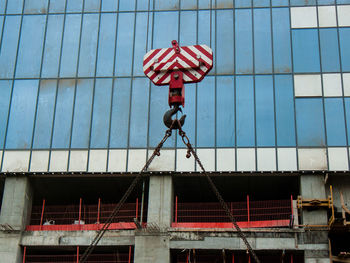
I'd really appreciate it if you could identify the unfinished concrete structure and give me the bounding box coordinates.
[0,0,350,262]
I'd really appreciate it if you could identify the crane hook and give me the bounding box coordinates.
[163,105,186,129]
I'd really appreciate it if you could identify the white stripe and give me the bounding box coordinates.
[188,46,212,66]
[143,48,168,71]
[200,45,213,56]
[161,75,171,84]
[183,73,191,82]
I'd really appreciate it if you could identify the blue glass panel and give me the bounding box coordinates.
[336,0,350,3]
[33,80,56,149]
[71,79,93,149]
[272,8,291,73]
[60,14,81,77]
[6,0,23,14]
[253,0,270,7]
[319,29,340,72]
[216,0,234,8]
[217,76,235,147]
[0,16,21,78]
[96,13,117,77]
[6,80,38,149]
[176,83,196,148]
[101,0,118,11]
[90,79,112,148]
[149,83,175,148]
[180,11,196,46]
[271,0,289,6]
[66,1,82,12]
[236,76,255,147]
[78,14,99,77]
[42,15,64,78]
[119,0,136,11]
[129,78,149,148]
[254,8,272,74]
[197,76,215,147]
[198,11,214,59]
[290,0,316,5]
[235,0,251,8]
[137,0,149,10]
[109,78,131,148]
[198,0,210,8]
[235,9,253,74]
[153,11,178,48]
[51,80,75,149]
[292,29,320,73]
[133,12,148,76]
[0,80,12,148]
[84,0,100,12]
[181,0,197,9]
[317,0,334,4]
[154,0,179,10]
[296,98,325,147]
[16,15,46,78]
[115,12,135,76]
[0,0,6,13]
[217,9,234,74]
[325,98,346,146]
[24,0,48,14]
[274,75,296,146]
[49,0,66,13]
[256,76,275,146]
[339,28,350,72]
[345,98,350,145]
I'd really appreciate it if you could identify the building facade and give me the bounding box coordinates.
[0,0,350,262]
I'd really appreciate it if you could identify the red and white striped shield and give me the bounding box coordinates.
[143,44,213,86]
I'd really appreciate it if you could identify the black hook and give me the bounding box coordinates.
[163,105,186,129]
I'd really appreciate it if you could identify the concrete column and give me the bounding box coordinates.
[134,234,170,263]
[300,175,328,225]
[304,249,330,263]
[147,175,173,228]
[134,175,173,263]
[0,176,32,263]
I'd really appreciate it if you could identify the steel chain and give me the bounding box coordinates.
[79,128,174,263]
[178,123,261,263]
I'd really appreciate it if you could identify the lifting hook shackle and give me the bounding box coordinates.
[163,105,186,129]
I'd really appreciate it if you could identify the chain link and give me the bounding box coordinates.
[80,119,260,263]
[79,127,174,263]
[178,122,261,263]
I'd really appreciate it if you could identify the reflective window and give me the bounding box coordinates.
[217,9,234,74]
[296,98,325,147]
[235,9,253,74]
[256,75,275,146]
[236,76,255,147]
[292,29,320,73]
[325,98,347,146]
[339,28,350,72]
[319,29,340,72]
[0,80,12,148]
[24,0,48,14]
[6,80,38,149]
[33,80,57,149]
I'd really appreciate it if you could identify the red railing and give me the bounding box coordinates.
[172,196,293,228]
[27,199,146,231]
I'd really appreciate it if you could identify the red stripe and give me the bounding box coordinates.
[182,69,198,81]
[194,45,213,60]
[143,48,161,66]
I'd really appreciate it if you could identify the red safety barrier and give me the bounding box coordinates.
[27,199,146,231]
[172,197,293,229]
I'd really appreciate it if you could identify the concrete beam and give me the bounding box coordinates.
[20,230,135,246]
